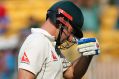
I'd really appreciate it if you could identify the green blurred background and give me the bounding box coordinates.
[0,0,119,79]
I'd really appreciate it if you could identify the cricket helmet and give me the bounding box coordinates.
[46,1,84,39]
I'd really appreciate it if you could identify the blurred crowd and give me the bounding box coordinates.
[0,0,118,79]
[0,1,41,79]
[0,3,15,79]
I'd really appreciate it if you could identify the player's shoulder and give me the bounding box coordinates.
[28,32,46,41]
[23,32,48,47]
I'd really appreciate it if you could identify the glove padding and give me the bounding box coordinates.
[77,38,100,56]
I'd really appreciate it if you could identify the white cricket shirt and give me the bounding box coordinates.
[18,28,71,79]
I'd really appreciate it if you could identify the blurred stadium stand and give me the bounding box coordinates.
[0,0,58,79]
[3,0,57,35]
[0,0,119,79]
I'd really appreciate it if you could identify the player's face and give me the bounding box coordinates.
[56,15,74,44]
[60,25,73,43]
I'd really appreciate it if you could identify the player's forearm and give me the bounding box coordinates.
[63,55,93,79]
[73,55,93,79]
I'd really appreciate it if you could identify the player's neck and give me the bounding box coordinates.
[41,19,59,39]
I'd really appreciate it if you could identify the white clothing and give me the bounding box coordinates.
[18,28,71,79]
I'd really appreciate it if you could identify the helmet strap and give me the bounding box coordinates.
[55,24,64,48]
[55,24,64,55]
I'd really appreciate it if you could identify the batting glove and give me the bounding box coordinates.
[76,38,100,56]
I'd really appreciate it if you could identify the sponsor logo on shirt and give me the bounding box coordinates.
[51,51,58,61]
[21,52,30,64]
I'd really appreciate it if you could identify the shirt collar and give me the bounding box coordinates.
[31,28,55,42]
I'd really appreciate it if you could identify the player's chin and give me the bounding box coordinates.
[60,38,67,43]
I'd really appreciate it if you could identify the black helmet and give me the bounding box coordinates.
[46,1,84,39]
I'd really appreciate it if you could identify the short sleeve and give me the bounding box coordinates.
[18,34,48,75]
